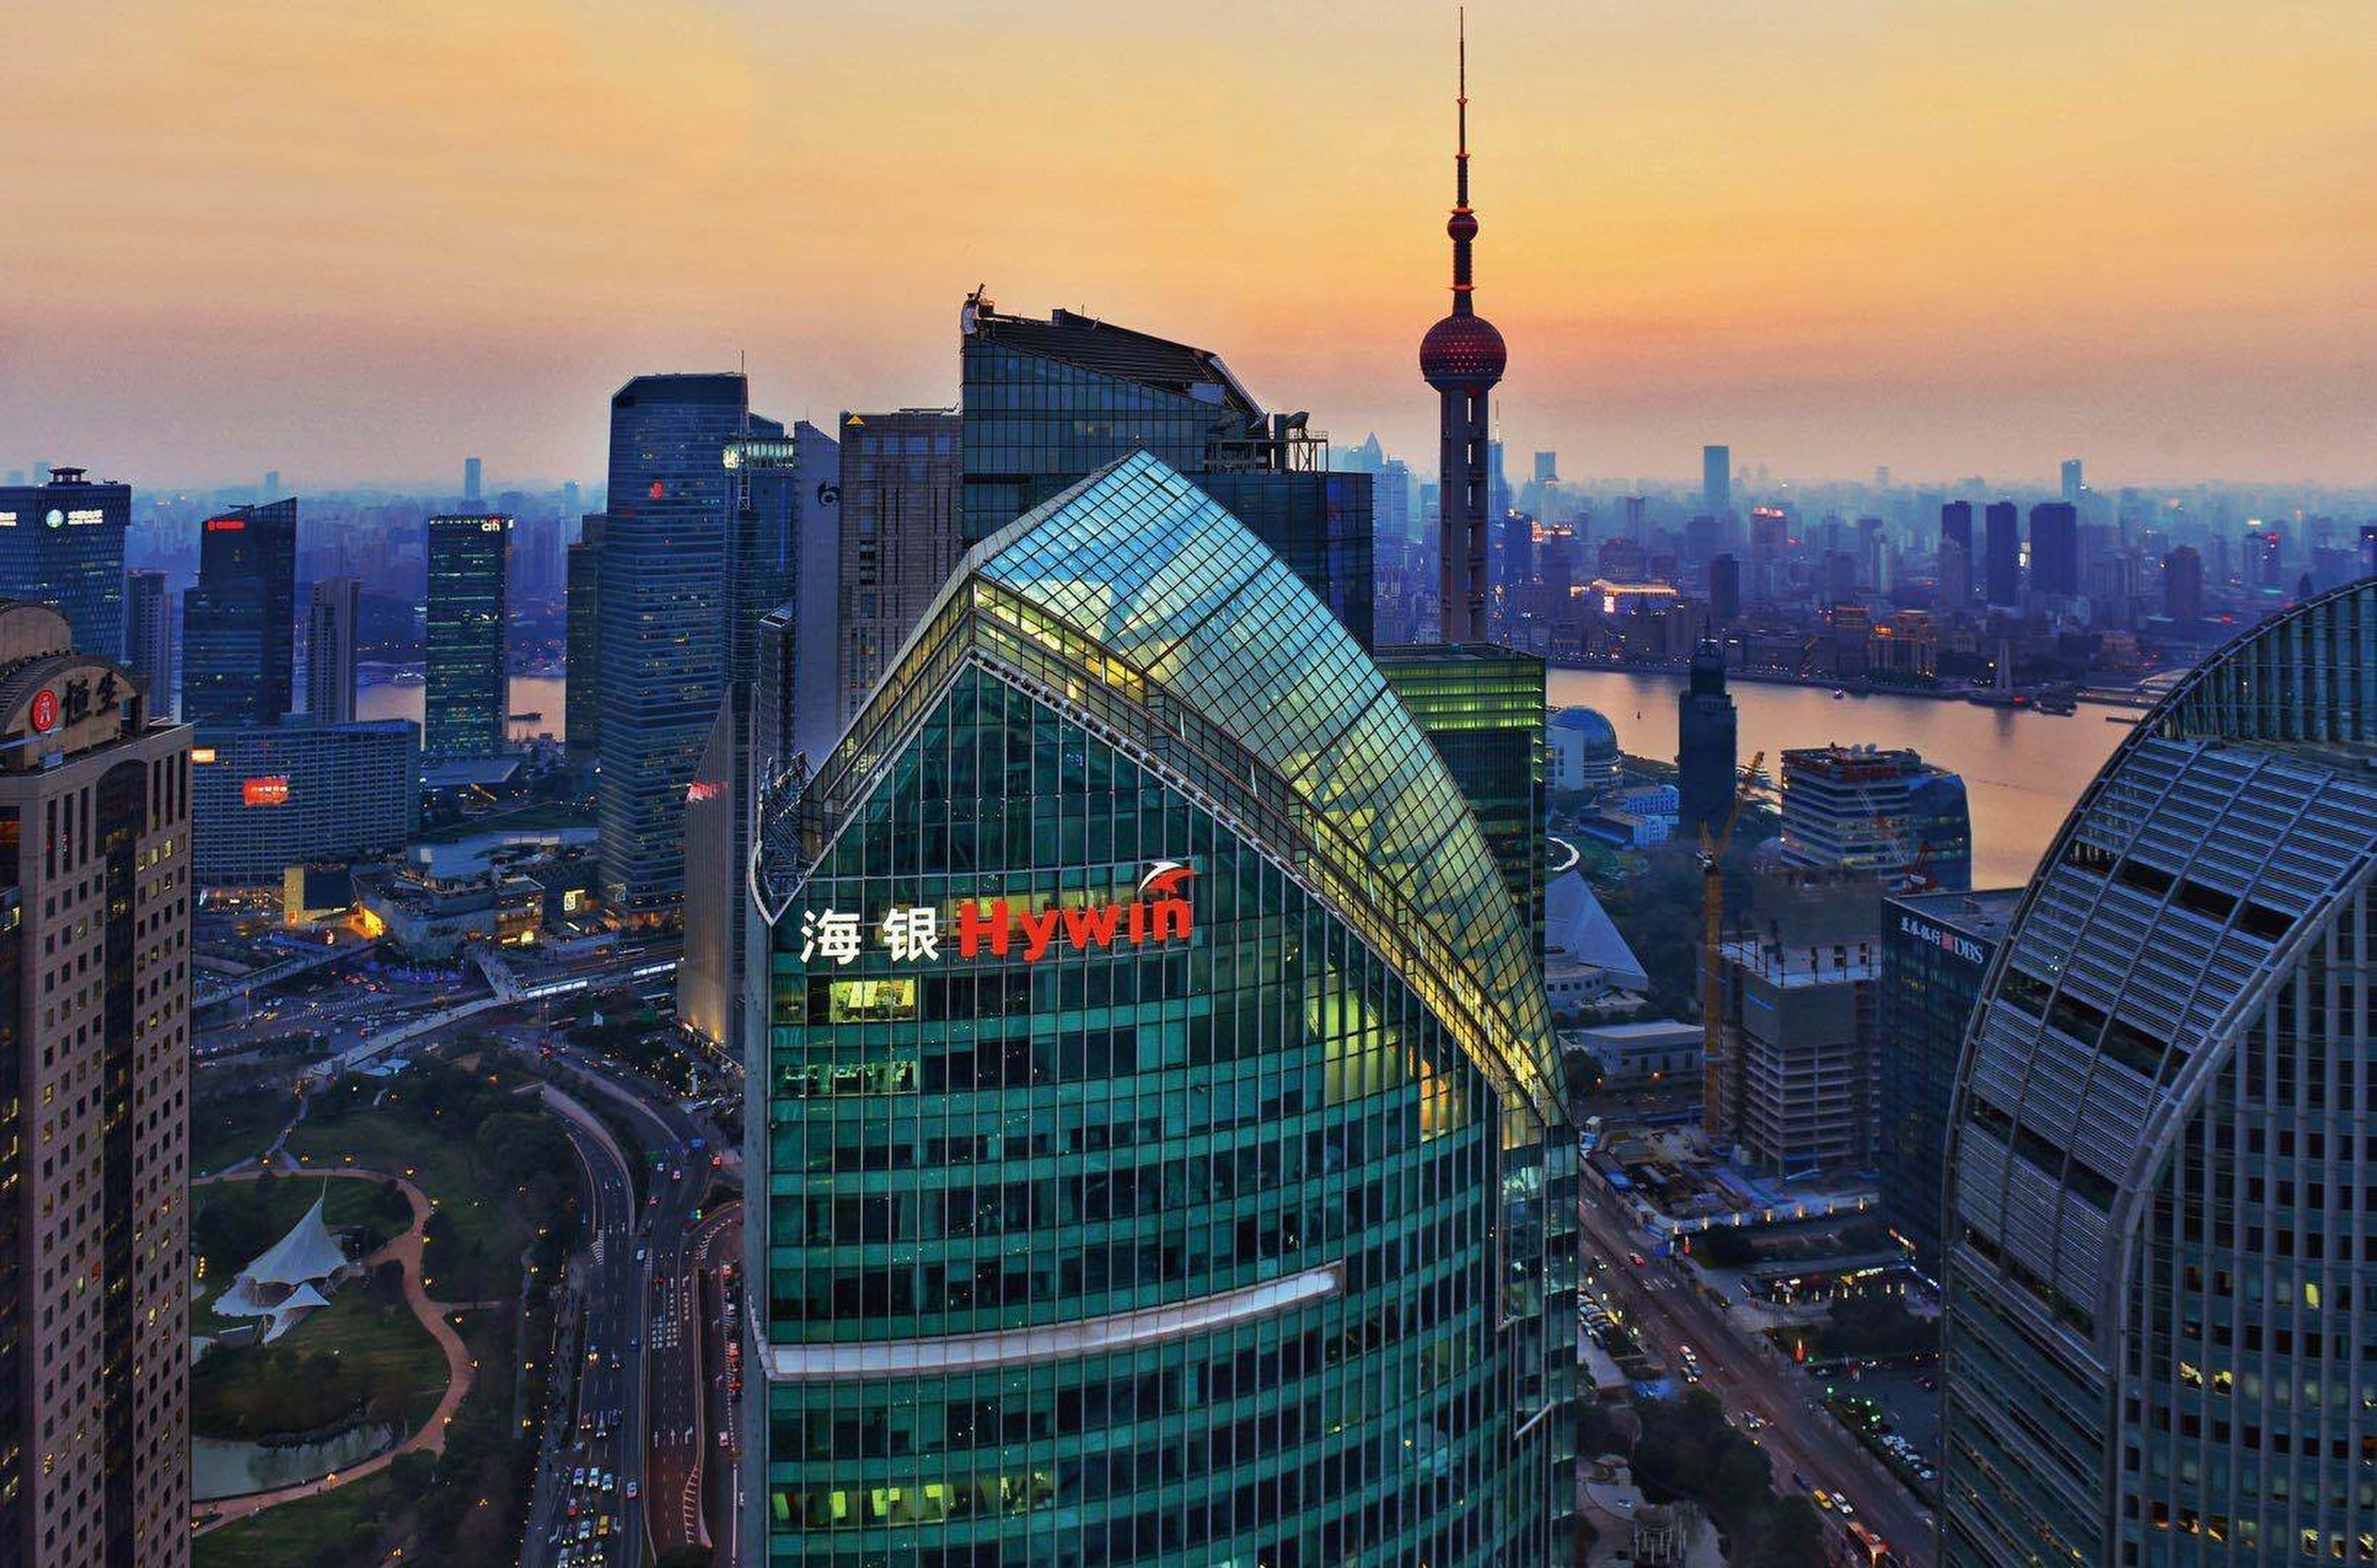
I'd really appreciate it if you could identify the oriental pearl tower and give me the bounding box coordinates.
[1420,8,1506,645]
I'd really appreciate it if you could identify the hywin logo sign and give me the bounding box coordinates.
[796,861,1197,968]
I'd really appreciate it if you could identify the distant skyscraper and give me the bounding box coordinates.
[262,468,279,496]
[463,455,482,504]
[423,514,510,763]
[1533,449,1557,484]
[0,466,129,657]
[1982,499,2021,607]
[1708,552,1741,620]
[124,568,172,711]
[1940,499,1973,561]
[1677,638,1738,833]
[182,497,297,727]
[304,575,360,724]
[838,408,961,724]
[1941,582,2377,1564]
[959,298,1371,646]
[2028,500,2079,596]
[2059,456,2083,501]
[1420,20,1506,643]
[0,600,192,1568]
[565,514,602,766]
[2161,543,2205,621]
[1703,444,1731,518]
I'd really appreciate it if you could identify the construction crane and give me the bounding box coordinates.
[1699,750,1764,1139]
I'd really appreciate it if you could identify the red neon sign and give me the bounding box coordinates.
[242,776,291,806]
[955,863,1195,963]
[27,689,59,733]
[205,517,246,533]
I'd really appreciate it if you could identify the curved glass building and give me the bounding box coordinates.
[751,452,1572,1565]
[1940,582,2377,1563]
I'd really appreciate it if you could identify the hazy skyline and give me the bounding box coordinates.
[5,0,2372,490]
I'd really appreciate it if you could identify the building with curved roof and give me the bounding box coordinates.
[1939,581,2377,1563]
[750,452,1575,1563]
[1550,704,1620,795]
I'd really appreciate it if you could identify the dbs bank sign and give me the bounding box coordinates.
[797,861,1195,967]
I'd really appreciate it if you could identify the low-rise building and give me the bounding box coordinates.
[356,867,539,958]
[190,718,419,886]
[1568,1019,1703,1087]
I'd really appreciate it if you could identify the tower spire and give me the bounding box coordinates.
[1449,7,1476,316]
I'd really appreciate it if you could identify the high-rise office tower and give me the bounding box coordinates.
[593,374,779,920]
[959,298,1372,647]
[2059,455,2083,501]
[1708,551,1741,620]
[1941,582,2377,1563]
[678,422,838,1060]
[1533,449,1557,484]
[1939,539,1972,611]
[1419,19,1506,644]
[1877,886,2017,1271]
[1778,743,1972,891]
[1703,444,1732,518]
[0,467,129,657]
[1940,499,1974,563]
[2162,542,2205,621]
[0,600,192,1568]
[564,515,602,766]
[1982,499,2021,607]
[837,409,961,723]
[423,514,510,763]
[748,453,1572,1564]
[1719,867,1882,1176]
[181,498,296,727]
[1677,638,1739,833]
[2028,500,2079,596]
[462,455,482,505]
[123,568,172,711]
[261,468,279,496]
[304,575,359,725]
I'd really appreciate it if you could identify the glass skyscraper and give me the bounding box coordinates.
[423,513,510,763]
[958,298,1373,648]
[181,497,296,728]
[751,453,1572,1565]
[593,373,779,919]
[1941,580,2377,1563]
[0,467,129,658]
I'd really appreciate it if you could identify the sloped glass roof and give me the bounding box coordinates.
[948,450,1558,1117]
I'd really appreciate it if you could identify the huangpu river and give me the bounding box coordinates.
[358,673,567,746]
[1546,668,2129,891]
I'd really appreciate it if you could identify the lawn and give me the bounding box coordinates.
[193,1470,404,1568]
[191,1288,448,1442]
[189,1090,300,1177]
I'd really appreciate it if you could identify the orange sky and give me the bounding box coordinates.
[4,0,2371,490]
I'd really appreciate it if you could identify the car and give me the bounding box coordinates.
[602,1470,615,1491]
[719,1430,733,1448]
[1628,1252,1647,1267]
[625,1479,639,1499]
[572,1466,585,1487]
[1836,1497,1856,1518]
[1813,1490,1835,1512]
[1743,1414,1766,1432]
[576,1519,592,1541]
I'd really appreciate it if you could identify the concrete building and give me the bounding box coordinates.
[836,408,961,725]
[1719,868,1883,1175]
[1676,638,1738,834]
[564,514,602,766]
[1942,582,2377,1563]
[303,575,359,725]
[189,718,419,886]
[123,568,172,712]
[1570,1020,1703,1088]
[1548,705,1620,795]
[1778,743,1972,891]
[0,600,192,1568]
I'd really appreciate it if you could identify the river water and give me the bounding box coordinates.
[190,1422,403,1501]
[357,673,567,745]
[1545,669,2129,891]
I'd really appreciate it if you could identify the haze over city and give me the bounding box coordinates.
[7,0,2373,489]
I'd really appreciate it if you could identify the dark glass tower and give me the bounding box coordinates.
[423,513,511,763]
[1419,18,1506,643]
[1676,637,1738,833]
[958,300,1372,647]
[2027,499,2079,596]
[593,374,780,920]
[1982,499,2021,607]
[565,514,602,766]
[181,497,296,727]
[0,467,129,658]
[750,454,1572,1565]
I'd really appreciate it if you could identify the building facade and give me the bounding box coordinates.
[1941,582,2377,1563]
[564,515,602,766]
[189,718,420,885]
[1983,500,2021,609]
[837,409,961,726]
[0,468,129,659]
[0,601,192,1568]
[1720,868,1882,1176]
[304,575,359,726]
[1549,705,1620,796]
[181,498,297,728]
[750,453,1574,1565]
[1877,888,2018,1272]
[594,374,779,919]
[423,514,510,763]
[1780,744,1973,891]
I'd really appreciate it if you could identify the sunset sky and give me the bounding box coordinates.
[5,0,2372,491]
